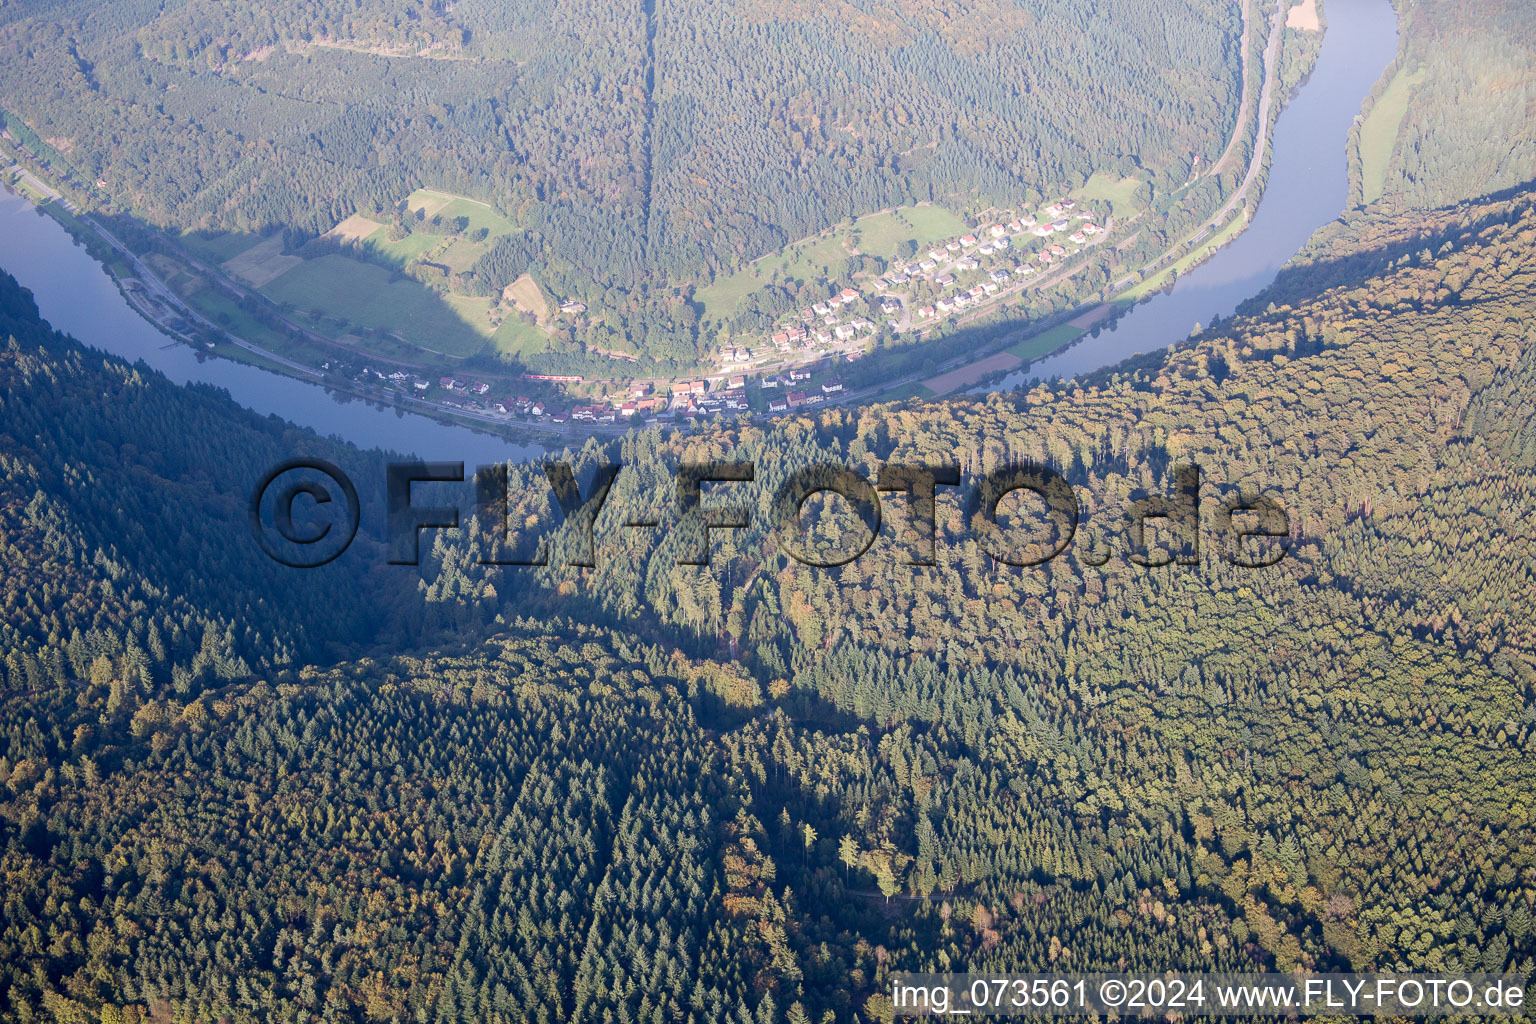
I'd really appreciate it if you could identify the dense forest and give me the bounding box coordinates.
[3,175,1536,1021]
[1353,0,1536,210]
[0,0,1243,363]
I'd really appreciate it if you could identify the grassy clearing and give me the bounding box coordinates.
[1072,172,1144,219]
[852,205,969,256]
[437,197,517,237]
[260,254,489,357]
[360,224,446,266]
[1007,323,1084,361]
[694,271,768,324]
[351,191,520,270]
[492,316,549,359]
[1359,67,1425,205]
[442,293,500,339]
[696,203,969,322]
[436,236,490,274]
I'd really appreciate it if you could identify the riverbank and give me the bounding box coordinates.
[0,0,1396,455]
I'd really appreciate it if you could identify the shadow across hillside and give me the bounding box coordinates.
[1235,178,1536,317]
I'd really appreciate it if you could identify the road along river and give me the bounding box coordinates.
[0,0,1397,456]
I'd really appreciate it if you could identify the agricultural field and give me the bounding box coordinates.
[178,229,265,264]
[503,273,550,324]
[176,190,555,367]
[221,235,303,288]
[1007,322,1084,360]
[259,254,490,358]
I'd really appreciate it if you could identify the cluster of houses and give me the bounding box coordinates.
[335,347,861,430]
[720,200,1107,371]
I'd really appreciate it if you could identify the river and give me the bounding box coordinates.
[988,0,1398,389]
[0,192,547,465]
[0,0,1396,453]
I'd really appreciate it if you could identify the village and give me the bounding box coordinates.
[719,199,1104,370]
[329,197,1109,431]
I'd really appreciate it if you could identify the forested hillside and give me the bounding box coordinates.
[0,0,1242,364]
[0,270,408,702]
[3,190,1536,1022]
[1352,0,1536,209]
